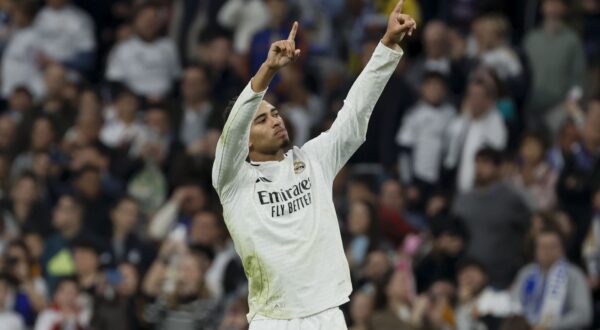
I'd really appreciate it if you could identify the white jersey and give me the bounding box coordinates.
[212,42,403,322]
[33,4,95,62]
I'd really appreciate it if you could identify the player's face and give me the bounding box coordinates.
[249,101,290,155]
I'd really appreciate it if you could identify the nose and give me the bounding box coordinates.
[270,115,282,128]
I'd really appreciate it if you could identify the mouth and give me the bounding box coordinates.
[274,128,287,138]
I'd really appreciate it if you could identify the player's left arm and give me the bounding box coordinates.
[301,0,416,180]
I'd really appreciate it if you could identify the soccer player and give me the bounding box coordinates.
[212,1,416,328]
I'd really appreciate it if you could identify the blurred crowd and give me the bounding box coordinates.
[0,0,598,329]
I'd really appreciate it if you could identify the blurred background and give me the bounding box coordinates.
[0,0,598,329]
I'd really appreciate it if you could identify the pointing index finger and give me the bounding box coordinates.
[392,0,404,14]
[288,21,298,41]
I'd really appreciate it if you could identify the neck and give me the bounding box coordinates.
[540,258,561,272]
[521,160,539,171]
[249,149,285,162]
[79,272,96,287]
[186,98,207,109]
[389,298,408,311]
[62,223,80,239]
[113,228,129,241]
[544,19,562,33]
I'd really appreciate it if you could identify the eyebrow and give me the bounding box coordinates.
[253,108,278,123]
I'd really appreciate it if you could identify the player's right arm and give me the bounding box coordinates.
[212,23,300,200]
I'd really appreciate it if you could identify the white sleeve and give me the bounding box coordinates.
[212,82,265,201]
[75,12,96,53]
[106,44,126,81]
[217,0,243,28]
[396,107,419,147]
[148,200,179,240]
[34,311,57,330]
[165,40,181,79]
[301,42,403,181]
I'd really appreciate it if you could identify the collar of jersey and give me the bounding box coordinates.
[249,151,290,166]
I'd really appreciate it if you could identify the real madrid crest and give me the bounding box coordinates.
[294,160,306,174]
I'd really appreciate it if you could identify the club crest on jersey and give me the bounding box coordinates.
[294,161,306,174]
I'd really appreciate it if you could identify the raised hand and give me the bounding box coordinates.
[382,0,417,48]
[265,21,301,70]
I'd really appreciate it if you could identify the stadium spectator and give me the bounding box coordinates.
[34,276,91,330]
[453,147,531,288]
[396,71,455,188]
[99,85,144,149]
[1,0,43,99]
[523,0,586,130]
[217,0,269,54]
[377,179,420,246]
[370,269,429,330]
[107,196,152,271]
[405,20,469,96]
[3,87,35,126]
[106,2,181,100]
[171,65,221,150]
[348,291,375,330]
[557,99,600,259]
[415,216,467,292]
[3,240,47,327]
[71,239,103,296]
[454,258,513,330]
[90,262,141,330]
[62,97,103,151]
[199,35,246,104]
[445,79,508,192]
[188,211,239,299]
[506,132,558,210]
[345,200,381,272]
[512,226,592,330]
[10,116,58,178]
[141,242,221,329]
[33,0,95,73]
[0,273,26,330]
[471,14,523,83]
[1,172,52,239]
[41,194,100,288]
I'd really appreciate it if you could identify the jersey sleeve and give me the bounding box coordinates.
[212,82,266,201]
[300,42,403,181]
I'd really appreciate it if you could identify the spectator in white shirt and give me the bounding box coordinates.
[34,277,91,330]
[445,78,508,192]
[100,85,145,149]
[217,0,270,54]
[0,273,25,330]
[1,0,44,99]
[396,71,455,188]
[106,3,181,100]
[33,0,95,72]
[472,14,523,82]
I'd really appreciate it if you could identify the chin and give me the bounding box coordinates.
[280,137,291,149]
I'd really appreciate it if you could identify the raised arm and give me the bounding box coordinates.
[301,0,416,180]
[212,22,301,199]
